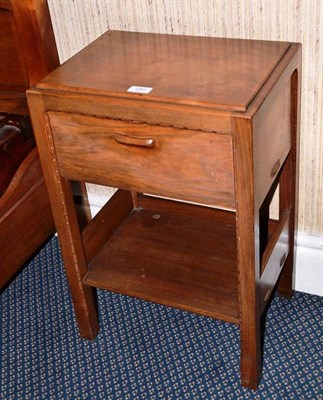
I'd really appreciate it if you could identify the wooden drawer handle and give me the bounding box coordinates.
[114,132,156,148]
[271,159,281,177]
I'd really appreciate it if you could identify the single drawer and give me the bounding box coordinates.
[48,112,235,209]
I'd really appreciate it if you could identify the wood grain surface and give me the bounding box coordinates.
[27,30,301,389]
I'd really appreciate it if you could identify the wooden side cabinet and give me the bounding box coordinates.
[0,0,58,288]
[27,31,301,389]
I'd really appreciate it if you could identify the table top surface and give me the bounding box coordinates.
[37,30,291,112]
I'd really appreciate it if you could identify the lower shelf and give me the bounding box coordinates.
[84,195,240,324]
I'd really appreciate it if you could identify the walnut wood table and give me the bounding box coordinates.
[28,31,301,389]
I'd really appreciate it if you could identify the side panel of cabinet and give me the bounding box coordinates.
[253,76,292,206]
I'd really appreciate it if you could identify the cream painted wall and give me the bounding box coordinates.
[47,0,322,236]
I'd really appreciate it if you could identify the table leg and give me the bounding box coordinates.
[278,68,300,298]
[54,178,99,339]
[27,93,99,339]
[233,117,262,389]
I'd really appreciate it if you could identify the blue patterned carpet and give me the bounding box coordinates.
[1,236,322,399]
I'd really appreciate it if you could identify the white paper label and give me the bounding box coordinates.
[127,86,153,94]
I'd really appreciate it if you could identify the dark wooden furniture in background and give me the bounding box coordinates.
[0,0,91,289]
[28,31,301,389]
[0,0,58,288]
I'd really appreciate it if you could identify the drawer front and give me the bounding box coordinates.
[48,112,235,208]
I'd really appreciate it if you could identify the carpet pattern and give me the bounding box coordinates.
[1,237,322,399]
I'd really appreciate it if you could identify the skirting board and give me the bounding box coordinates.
[87,191,323,297]
[294,232,323,296]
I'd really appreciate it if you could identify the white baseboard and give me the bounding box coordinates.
[87,190,115,217]
[87,192,323,297]
[295,232,322,296]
